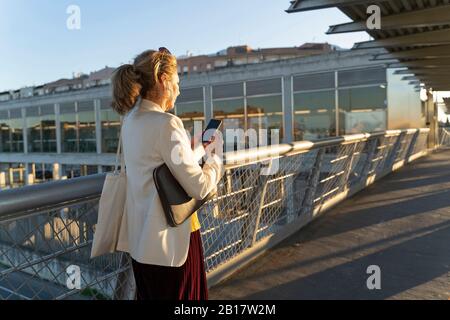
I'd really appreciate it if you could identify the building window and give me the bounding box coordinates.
[293,90,336,141]
[338,85,387,135]
[206,64,212,70]
[246,78,283,145]
[212,82,245,151]
[60,102,77,152]
[9,109,24,152]
[0,110,23,152]
[338,67,386,87]
[26,105,56,153]
[193,65,198,72]
[77,100,96,152]
[247,95,283,145]
[60,100,96,153]
[213,98,245,152]
[175,87,204,139]
[100,98,120,153]
[183,66,189,73]
[0,110,10,152]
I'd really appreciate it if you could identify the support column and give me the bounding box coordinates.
[204,85,213,124]
[0,172,6,187]
[282,76,293,143]
[426,90,438,149]
[22,108,28,154]
[55,103,62,154]
[26,173,34,185]
[31,163,36,180]
[18,166,24,182]
[8,167,14,186]
[53,163,61,180]
[95,99,102,154]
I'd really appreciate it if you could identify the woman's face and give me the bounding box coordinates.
[164,72,180,111]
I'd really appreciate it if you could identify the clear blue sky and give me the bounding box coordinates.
[0,0,370,92]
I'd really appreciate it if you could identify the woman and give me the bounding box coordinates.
[111,48,224,300]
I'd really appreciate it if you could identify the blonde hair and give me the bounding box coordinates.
[111,49,177,115]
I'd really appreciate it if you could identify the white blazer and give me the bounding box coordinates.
[116,99,224,266]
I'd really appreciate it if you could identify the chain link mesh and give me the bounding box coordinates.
[0,130,430,299]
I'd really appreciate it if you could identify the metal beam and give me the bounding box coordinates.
[353,28,450,49]
[327,5,450,34]
[372,45,450,60]
[402,76,419,81]
[286,0,372,13]
[410,69,450,75]
[387,58,450,68]
[393,69,414,75]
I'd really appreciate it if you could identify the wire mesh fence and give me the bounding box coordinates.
[0,129,430,300]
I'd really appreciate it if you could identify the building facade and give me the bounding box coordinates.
[0,49,425,187]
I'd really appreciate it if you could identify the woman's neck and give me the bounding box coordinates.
[144,94,167,112]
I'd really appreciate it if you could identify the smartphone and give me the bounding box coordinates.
[202,119,223,144]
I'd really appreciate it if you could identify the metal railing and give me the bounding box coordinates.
[0,128,430,300]
[438,127,450,147]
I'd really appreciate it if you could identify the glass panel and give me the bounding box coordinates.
[246,78,281,96]
[177,87,203,103]
[176,101,205,138]
[0,114,10,152]
[338,86,387,135]
[78,108,96,153]
[101,109,120,153]
[60,113,77,152]
[212,82,244,99]
[338,67,386,87]
[293,90,336,141]
[27,116,42,152]
[338,86,386,112]
[340,110,386,135]
[293,72,335,91]
[246,95,283,145]
[213,98,245,151]
[41,112,56,152]
[10,117,24,152]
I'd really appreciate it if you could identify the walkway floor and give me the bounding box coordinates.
[209,148,450,300]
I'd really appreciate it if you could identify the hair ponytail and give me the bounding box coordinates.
[111,64,141,115]
[111,49,178,115]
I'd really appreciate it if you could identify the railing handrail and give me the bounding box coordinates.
[0,128,429,221]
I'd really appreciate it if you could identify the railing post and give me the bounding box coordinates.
[299,148,324,219]
[404,130,419,163]
[340,142,358,191]
[385,132,405,170]
[360,137,378,180]
[250,160,273,247]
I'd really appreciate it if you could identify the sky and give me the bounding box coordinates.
[0,0,371,92]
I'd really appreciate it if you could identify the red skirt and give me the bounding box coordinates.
[131,230,208,300]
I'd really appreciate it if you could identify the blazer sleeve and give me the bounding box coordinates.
[158,115,224,200]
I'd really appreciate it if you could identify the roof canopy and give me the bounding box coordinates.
[286,0,450,91]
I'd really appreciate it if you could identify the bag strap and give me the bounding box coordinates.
[114,117,125,173]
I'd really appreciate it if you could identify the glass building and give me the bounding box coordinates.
[0,49,425,186]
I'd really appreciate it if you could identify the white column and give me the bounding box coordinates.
[52,163,61,180]
[18,166,24,182]
[26,173,34,185]
[31,163,36,179]
[0,172,6,187]
[95,99,102,154]
[8,167,14,185]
